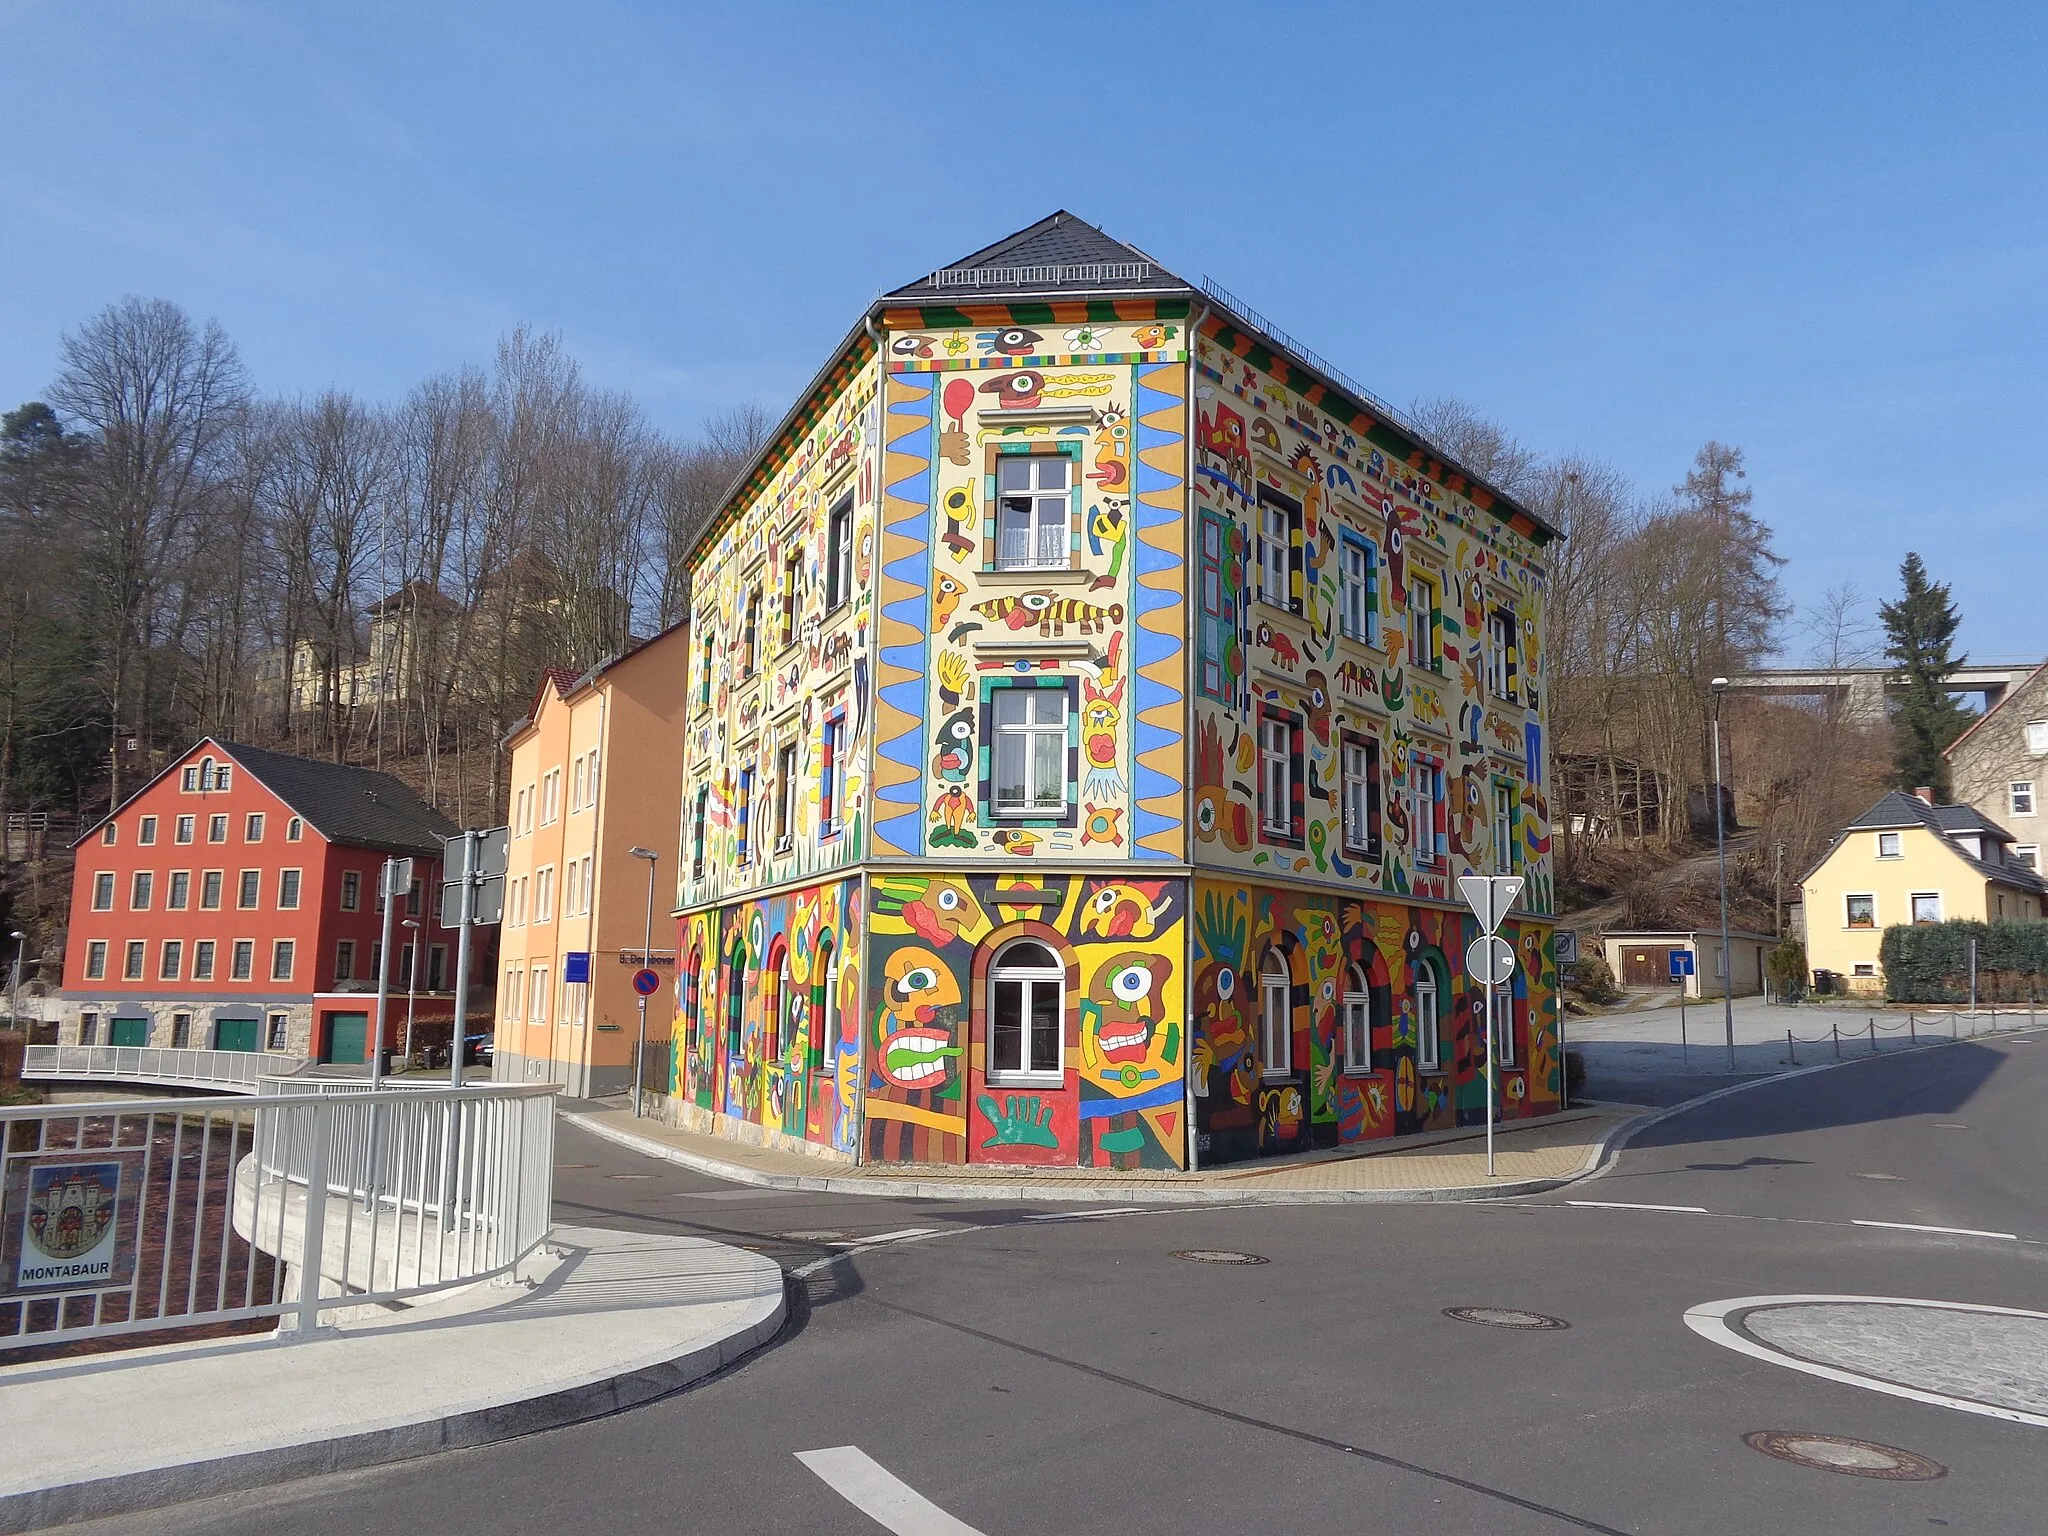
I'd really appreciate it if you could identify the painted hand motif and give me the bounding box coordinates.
[978,1093,1059,1150]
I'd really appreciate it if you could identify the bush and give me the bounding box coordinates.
[1879,920,2048,1003]
[1766,938,1807,1001]
[1568,950,1624,1005]
[1563,1048,1588,1102]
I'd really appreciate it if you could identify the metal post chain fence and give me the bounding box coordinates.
[1777,1008,2037,1066]
[0,1081,554,1351]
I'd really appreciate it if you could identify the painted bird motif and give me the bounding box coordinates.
[977,327,1043,356]
[979,370,1045,410]
[931,708,975,782]
[1082,880,1175,940]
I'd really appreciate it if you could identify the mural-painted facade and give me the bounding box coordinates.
[665,211,1558,1169]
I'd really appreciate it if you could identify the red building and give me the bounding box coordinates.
[60,739,462,1064]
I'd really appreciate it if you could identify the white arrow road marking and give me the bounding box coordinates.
[796,1446,988,1535]
[1567,1200,1709,1214]
[1852,1219,2017,1240]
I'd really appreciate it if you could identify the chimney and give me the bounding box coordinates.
[1914,787,1935,805]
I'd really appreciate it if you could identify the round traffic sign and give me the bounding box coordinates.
[1465,935,1516,986]
[631,968,661,997]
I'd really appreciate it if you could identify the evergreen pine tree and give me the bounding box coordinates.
[1879,552,1968,798]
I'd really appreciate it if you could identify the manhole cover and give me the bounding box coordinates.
[1172,1249,1268,1265]
[1744,1431,1946,1480]
[1445,1306,1569,1330]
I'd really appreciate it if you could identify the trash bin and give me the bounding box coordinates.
[1811,970,1837,997]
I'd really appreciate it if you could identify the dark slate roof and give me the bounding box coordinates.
[1822,790,2046,893]
[883,211,1194,302]
[214,741,461,858]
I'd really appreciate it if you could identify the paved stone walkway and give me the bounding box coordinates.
[566,1101,1643,1203]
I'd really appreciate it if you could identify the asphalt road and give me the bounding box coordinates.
[70,1030,2048,1535]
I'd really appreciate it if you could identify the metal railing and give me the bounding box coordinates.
[0,1082,555,1349]
[23,1043,311,1094]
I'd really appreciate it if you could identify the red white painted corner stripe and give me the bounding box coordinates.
[797,1446,988,1535]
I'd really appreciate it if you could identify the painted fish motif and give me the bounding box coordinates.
[972,591,1125,637]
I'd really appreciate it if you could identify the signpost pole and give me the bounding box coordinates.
[449,830,476,1089]
[1484,974,1496,1178]
[370,859,397,1091]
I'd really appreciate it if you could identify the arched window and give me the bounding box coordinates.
[684,947,703,1045]
[814,940,836,1065]
[989,940,1063,1083]
[727,953,748,1058]
[784,953,806,1064]
[1415,966,1440,1070]
[1342,963,1370,1074]
[1259,949,1291,1077]
[765,945,789,1059]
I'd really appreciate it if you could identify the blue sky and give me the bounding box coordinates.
[4,1,2044,660]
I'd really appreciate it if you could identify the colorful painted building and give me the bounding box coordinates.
[494,624,691,1096]
[57,739,459,1062]
[664,212,1563,1169]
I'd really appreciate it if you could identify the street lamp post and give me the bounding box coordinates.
[402,918,422,1069]
[1711,678,1735,1071]
[629,846,659,1117]
[7,931,26,1032]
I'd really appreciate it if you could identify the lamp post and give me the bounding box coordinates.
[1711,678,1735,1071]
[7,931,25,1032]
[629,846,659,1116]
[402,918,422,1070]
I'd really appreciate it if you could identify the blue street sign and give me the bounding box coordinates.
[563,951,591,984]
[1670,950,1696,979]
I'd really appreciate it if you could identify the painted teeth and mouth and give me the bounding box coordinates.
[1100,1020,1153,1063]
[881,1025,960,1087]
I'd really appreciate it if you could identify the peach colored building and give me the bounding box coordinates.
[494,626,690,1096]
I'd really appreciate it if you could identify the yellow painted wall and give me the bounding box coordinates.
[1803,824,1999,995]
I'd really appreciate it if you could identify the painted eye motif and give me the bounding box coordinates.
[936,887,960,911]
[1321,979,1336,1002]
[1022,592,1052,610]
[892,334,931,356]
[1195,800,1217,832]
[1112,965,1152,1003]
[1092,888,1118,911]
[901,967,936,993]
[947,720,972,741]
[1310,686,1327,709]
[1216,969,1236,1000]
[1000,372,1040,397]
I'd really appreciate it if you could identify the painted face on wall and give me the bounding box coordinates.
[1083,952,1176,1084]
[878,945,962,1090]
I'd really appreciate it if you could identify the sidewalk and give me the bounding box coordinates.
[0,1225,784,1534]
[565,1101,1648,1205]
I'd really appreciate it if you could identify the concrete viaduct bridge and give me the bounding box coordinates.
[1726,660,2042,725]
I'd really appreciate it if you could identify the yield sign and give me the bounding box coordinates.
[1458,875,1525,935]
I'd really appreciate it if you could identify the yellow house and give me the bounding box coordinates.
[494,624,690,1095]
[1801,789,2047,996]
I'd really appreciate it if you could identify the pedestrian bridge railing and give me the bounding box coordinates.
[0,1082,556,1351]
[22,1044,312,1095]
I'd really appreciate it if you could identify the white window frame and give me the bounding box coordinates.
[1339,536,1375,642]
[533,865,554,923]
[987,941,1065,1084]
[1410,757,1442,872]
[2015,845,2040,874]
[529,964,550,1027]
[1341,737,1376,856]
[1876,831,1902,858]
[1256,489,1296,611]
[541,769,561,826]
[1407,572,1438,671]
[1485,604,1519,702]
[991,686,1067,818]
[2028,720,2048,756]
[775,740,799,852]
[1845,892,1877,929]
[994,455,1071,571]
[504,968,523,1022]
[1415,970,1441,1070]
[2012,782,2036,817]
[1259,713,1296,838]
[1259,951,1292,1080]
[1492,781,1517,875]
[1342,966,1371,1076]
[825,494,855,609]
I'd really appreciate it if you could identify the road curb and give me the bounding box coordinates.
[561,1106,1638,1207]
[0,1249,787,1534]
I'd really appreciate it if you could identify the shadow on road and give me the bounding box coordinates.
[1619,1040,2011,1152]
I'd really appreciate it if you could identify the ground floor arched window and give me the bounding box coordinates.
[1415,968,1440,1069]
[1260,948,1291,1077]
[1342,963,1371,1073]
[988,939,1063,1083]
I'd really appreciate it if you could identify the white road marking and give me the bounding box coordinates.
[1685,1294,2048,1429]
[671,1188,793,1201]
[796,1445,988,1535]
[1567,1200,1709,1214]
[828,1227,942,1248]
[1021,1206,1146,1221]
[1852,1219,2017,1240]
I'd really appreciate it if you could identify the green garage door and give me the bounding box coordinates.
[110,1016,150,1047]
[214,1016,260,1052]
[323,1012,369,1065]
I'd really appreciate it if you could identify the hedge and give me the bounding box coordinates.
[1879,920,2048,1003]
